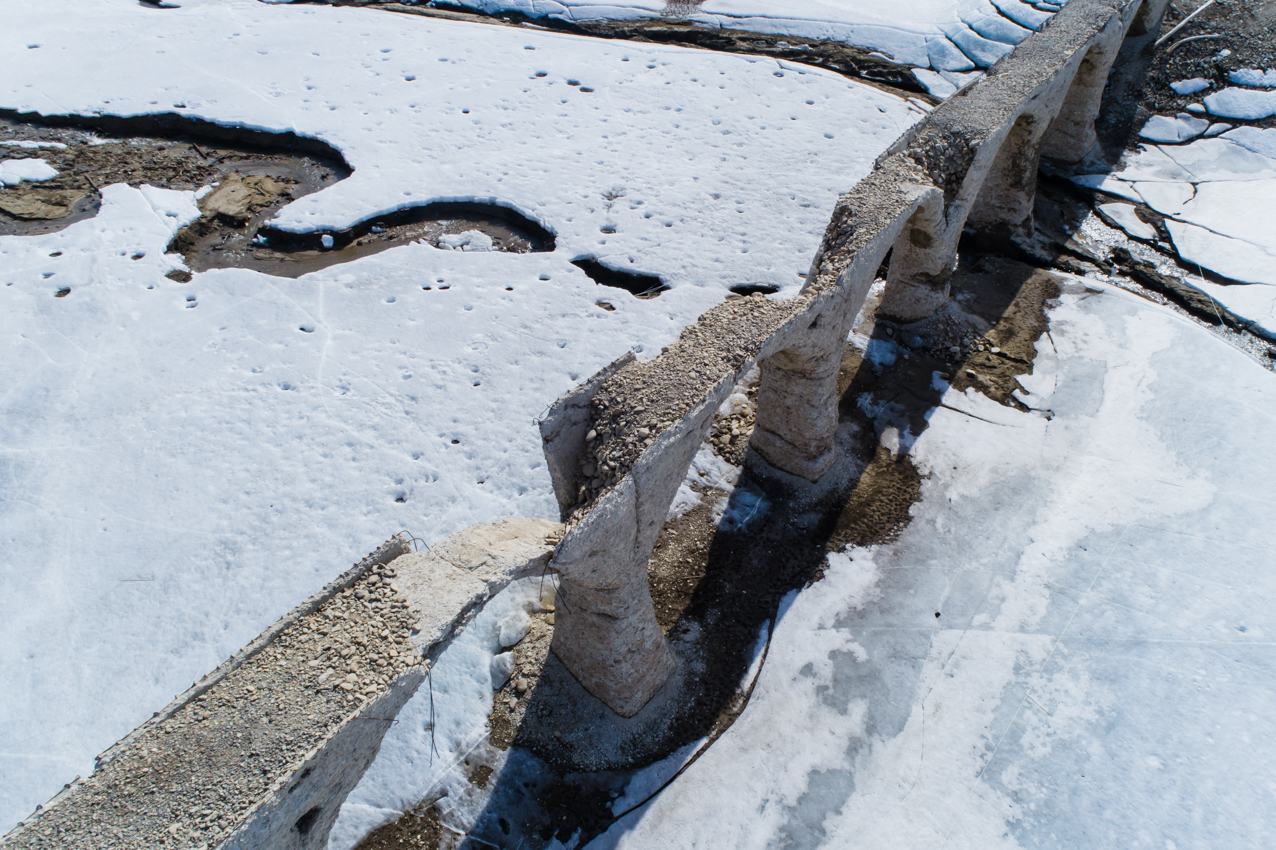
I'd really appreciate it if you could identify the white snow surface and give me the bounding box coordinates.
[0,140,69,150]
[446,0,1066,70]
[1097,202,1155,240]
[0,0,922,831]
[589,280,1276,849]
[0,157,58,186]
[1074,131,1276,334]
[1137,112,1208,143]
[1203,87,1276,120]
[1169,77,1209,95]
[1229,68,1276,88]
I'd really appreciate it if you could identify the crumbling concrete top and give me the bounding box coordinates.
[578,293,803,507]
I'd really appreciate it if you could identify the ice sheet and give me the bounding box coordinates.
[1074,134,1276,331]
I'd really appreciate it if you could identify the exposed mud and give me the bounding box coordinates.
[0,112,552,279]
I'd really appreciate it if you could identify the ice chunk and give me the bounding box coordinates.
[1204,87,1276,120]
[437,230,495,252]
[1229,68,1276,89]
[1222,126,1276,159]
[0,140,68,150]
[1138,113,1209,143]
[913,68,957,99]
[1170,77,1210,95]
[1203,123,1232,137]
[489,652,516,689]
[1098,203,1156,241]
[496,611,531,649]
[0,158,57,186]
[320,233,334,249]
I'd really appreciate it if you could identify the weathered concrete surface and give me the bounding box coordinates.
[2,521,559,850]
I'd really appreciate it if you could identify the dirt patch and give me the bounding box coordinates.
[356,803,442,850]
[1,113,551,279]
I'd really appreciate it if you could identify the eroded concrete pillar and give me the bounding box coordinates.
[1041,14,1127,162]
[753,299,862,481]
[548,394,724,715]
[878,192,953,322]
[967,85,1071,242]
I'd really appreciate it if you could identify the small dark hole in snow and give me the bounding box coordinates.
[729,283,779,297]
[54,288,70,298]
[49,251,62,258]
[422,286,432,290]
[299,325,315,333]
[385,296,396,303]
[597,301,616,312]
[505,286,514,291]
[451,439,460,445]
[571,257,667,298]
[166,270,193,283]
[934,612,941,618]
[42,273,55,279]
[499,818,511,836]
[395,496,406,503]
[567,80,581,87]
[131,253,145,260]
[581,87,595,93]
[439,285,450,290]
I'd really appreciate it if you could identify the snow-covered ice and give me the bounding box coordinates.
[444,0,1065,70]
[1229,68,1276,88]
[1097,201,1155,240]
[1203,87,1276,120]
[0,0,920,831]
[1073,130,1276,335]
[1169,77,1209,95]
[590,280,1276,850]
[1137,112,1208,143]
[0,157,58,186]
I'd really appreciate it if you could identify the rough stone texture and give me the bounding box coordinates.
[2,521,559,850]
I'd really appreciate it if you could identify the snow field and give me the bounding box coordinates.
[590,280,1276,849]
[0,0,921,831]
